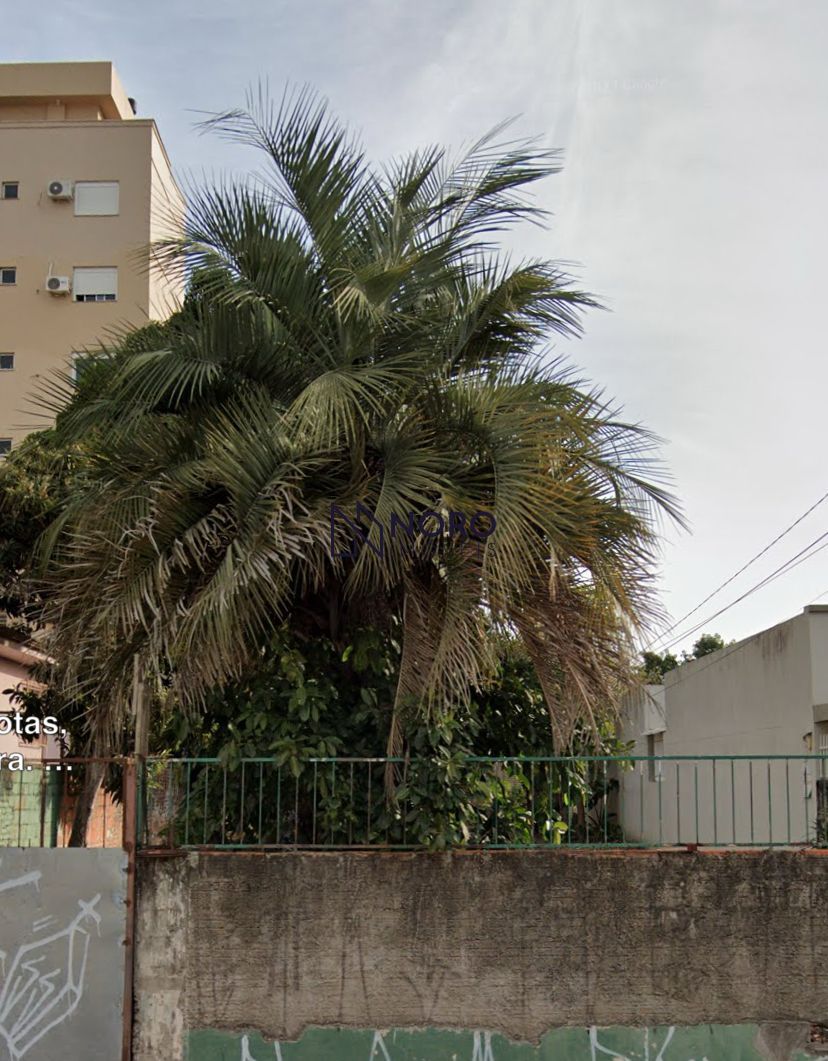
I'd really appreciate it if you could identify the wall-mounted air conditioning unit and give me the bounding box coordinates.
[47,180,74,201]
[46,275,71,295]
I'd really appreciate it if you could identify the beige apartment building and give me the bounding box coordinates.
[0,61,184,452]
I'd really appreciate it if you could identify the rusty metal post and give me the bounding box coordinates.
[121,759,137,1060]
[817,776,828,845]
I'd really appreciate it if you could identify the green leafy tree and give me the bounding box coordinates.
[32,89,681,784]
[641,649,679,683]
[640,632,728,683]
[146,627,629,849]
[687,633,726,659]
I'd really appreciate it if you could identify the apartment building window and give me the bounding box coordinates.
[0,440,11,457]
[1,182,18,200]
[74,181,119,216]
[0,354,14,371]
[73,267,117,302]
[0,267,16,285]
[646,732,664,782]
[71,351,96,383]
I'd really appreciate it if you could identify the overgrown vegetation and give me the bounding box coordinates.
[145,626,629,849]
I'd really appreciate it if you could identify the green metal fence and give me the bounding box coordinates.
[139,754,828,850]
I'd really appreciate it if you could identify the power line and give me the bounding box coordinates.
[646,487,828,651]
[655,526,828,654]
[650,542,828,695]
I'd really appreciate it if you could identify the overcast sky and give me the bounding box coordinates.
[7,0,828,655]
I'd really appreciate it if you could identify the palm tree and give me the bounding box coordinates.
[35,88,681,777]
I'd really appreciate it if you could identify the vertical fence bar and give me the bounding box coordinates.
[731,759,736,844]
[694,761,699,845]
[257,763,264,845]
[367,762,373,843]
[403,759,409,847]
[602,760,608,845]
[330,762,336,846]
[293,773,299,846]
[749,760,755,845]
[39,765,46,849]
[658,767,663,845]
[676,761,681,845]
[202,765,209,845]
[17,769,23,847]
[184,762,192,847]
[584,783,589,846]
[239,762,246,845]
[804,761,810,844]
[786,759,791,844]
[276,765,282,844]
[312,762,318,846]
[767,760,773,846]
[220,769,228,845]
[121,760,137,1061]
[530,763,536,845]
[639,768,644,840]
[712,760,718,845]
[348,763,354,846]
[566,768,573,846]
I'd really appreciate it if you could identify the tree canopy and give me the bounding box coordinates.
[26,88,681,765]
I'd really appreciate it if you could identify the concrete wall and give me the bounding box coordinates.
[0,847,127,1060]
[134,850,828,1061]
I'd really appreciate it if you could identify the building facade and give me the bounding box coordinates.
[619,604,828,844]
[0,61,183,451]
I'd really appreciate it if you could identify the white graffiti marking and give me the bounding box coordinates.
[240,1033,284,1059]
[590,1025,709,1061]
[237,1026,715,1060]
[369,1030,393,1060]
[472,1030,496,1061]
[0,866,101,1061]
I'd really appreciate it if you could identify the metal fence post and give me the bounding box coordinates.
[121,759,137,1061]
[816,776,828,845]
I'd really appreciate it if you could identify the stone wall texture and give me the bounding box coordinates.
[133,849,828,1060]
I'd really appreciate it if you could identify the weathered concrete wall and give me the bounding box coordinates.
[0,848,127,1060]
[134,849,828,1060]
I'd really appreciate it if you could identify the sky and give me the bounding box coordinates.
[6,0,828,655]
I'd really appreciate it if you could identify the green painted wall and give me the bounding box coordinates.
[188,1024,816,1060]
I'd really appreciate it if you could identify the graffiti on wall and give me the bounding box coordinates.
[188,1024,818,1060]
[0,850,127,1061]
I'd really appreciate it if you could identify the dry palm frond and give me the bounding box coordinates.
[31,87,682,770]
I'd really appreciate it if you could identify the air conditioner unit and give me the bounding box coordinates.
[47,180,73,201]
[46,275,71,295]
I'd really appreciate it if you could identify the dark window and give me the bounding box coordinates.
[0,440,11,457]
[1,182,18,200]
[75,293,116,303]
[0,354,13,371]
[0,268,16,285]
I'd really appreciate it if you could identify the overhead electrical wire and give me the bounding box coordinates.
[653,526,828,655]
[646,487,828,652]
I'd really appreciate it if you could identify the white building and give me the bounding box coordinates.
[618,604,828,845]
